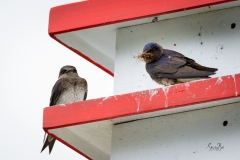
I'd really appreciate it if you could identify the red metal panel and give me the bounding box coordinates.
[167,76,236,107]
[43,74,240,130]
[48,0,234,35]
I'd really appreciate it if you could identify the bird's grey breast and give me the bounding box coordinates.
[56,78,87,105]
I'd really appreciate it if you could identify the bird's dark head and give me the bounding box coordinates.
[58,65,78,78]
[138,42,163,63]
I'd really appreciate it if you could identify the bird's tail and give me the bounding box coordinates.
[41,134,56,154]
[186,57,218,72]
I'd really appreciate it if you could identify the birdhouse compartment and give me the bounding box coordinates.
[114,6,240,95]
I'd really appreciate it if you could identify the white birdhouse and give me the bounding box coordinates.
[43,0,240,159]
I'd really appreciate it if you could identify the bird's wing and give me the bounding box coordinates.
[163,49,185,58]
[146,49,217,79]
[156,65,216,78]
[41,135,56,154]
[146,55,186,77]
[49,79,66,106]
[164,50,218,72]
[185,57,218,72]
[82,78,87,100]
[84,90,87,100]
[41,78,66,154]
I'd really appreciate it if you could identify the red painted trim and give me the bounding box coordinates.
[48,0,234,35]
[50,35,114,76]
[235,74,240,95]
[45,130,92,160]
[43,74,240,130]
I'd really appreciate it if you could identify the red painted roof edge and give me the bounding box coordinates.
[43,73,240,130]
[48,0,234,35]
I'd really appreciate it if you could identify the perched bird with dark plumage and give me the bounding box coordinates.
[41,65,88,154]
[138,42,218,86]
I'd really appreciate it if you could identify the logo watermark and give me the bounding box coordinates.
[207,143,224,151]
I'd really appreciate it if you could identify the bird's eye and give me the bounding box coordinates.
[73,69,77,73]
[61,69,67,74]
[149,48,156,53]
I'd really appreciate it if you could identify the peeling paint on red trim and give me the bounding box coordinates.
[235,74,240,95]
[48,0,234,35]
[43,74,240,130]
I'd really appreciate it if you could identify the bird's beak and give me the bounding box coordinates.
[141,52,153,59]
[137,53,145,60]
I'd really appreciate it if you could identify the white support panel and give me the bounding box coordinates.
[56,30,115,73]
[49,120,113,160]
[111,101,240,160]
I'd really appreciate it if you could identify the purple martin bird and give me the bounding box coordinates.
[41,65,87,154]
[138,42,218,86]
